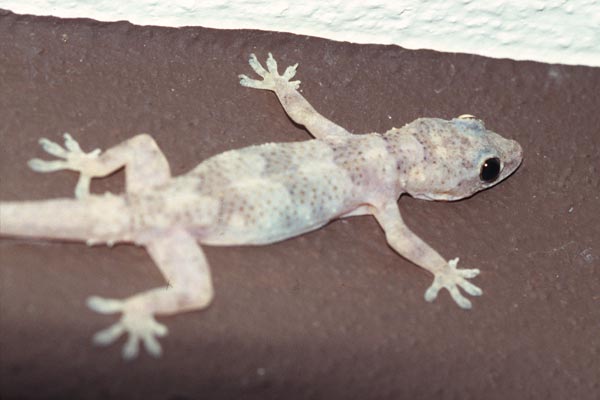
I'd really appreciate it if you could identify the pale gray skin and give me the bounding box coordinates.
[0,53,523,360]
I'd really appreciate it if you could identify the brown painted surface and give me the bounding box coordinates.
[1,9,599,400]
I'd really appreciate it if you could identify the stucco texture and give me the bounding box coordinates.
[1,9,599,400]
[1,0,599,66]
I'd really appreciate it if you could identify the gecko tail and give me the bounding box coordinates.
[0,195,131,243]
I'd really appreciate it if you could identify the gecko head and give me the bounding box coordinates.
[403,116,523,201]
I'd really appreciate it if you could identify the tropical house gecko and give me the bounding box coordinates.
[0,53,523,359]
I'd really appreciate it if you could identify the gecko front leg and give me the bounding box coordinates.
[88,229,214,359]
[372,202,482,309]
[239,53,352,139]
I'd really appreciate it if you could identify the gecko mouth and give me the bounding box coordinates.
[415,191,463,201]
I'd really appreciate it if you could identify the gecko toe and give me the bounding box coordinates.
[63,133,83,152]
[449,287,473,309]
[28,158,68,172]
[459,268,480,279]
[248,53,268,77]
[282,64,298,80]
[74,175,92,199]
[459,279,483,296]
[92,322,126,346]
[238,74,265,89]
[424,283,441,302]
[266,52,278,73]
[87,296,124,314]
[123,333,141,360]
[142,333,163,358]
[39,138,68,158]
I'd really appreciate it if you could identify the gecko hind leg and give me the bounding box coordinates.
[87,229,214,360]
[29,133,101,199]
[29,133,171,198]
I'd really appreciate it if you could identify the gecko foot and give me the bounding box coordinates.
[87,296,168,360]
[239,53,300,91]
[424,258,482,309]
[28,133,101,199]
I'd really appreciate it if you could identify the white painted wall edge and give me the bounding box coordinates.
[1,0,599,67]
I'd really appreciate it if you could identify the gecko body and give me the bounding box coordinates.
[0,53,522,359]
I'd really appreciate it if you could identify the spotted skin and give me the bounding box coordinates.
[0,53,523,359]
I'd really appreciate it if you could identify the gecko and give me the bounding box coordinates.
[0,53,523,360]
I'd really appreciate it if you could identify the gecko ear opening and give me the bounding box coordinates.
[479,157,501,182]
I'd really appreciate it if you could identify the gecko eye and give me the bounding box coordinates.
[480,157,501,182]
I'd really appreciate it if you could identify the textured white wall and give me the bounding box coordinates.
[1,0,599,67]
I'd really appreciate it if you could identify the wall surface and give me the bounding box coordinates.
[1,10,600,400]
[1,0,599,67]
